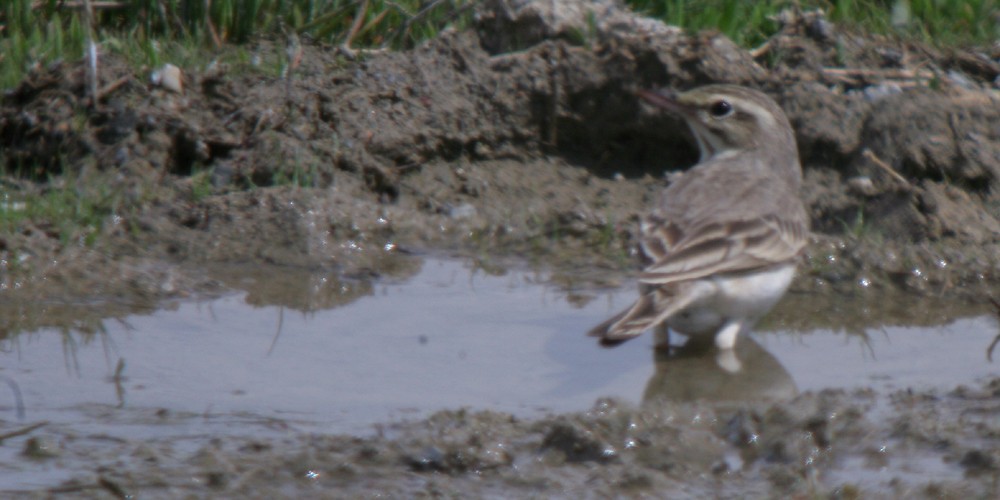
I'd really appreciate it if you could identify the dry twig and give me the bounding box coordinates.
[862,149,912,189]
[96,75,132,101]
[821,67,936,88]
[204,0,223,48]
[0,421,48,442]
[339,0,370,59]
[81,0,100,108]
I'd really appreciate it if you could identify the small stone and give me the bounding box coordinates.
[878,48,904,66]
[945,70,975,90]
[406,446,446,472]
[151,63,183,93]
[959,449,996,474]
[861,83,902,102]
[847,176,878,196]
[807,17,835,41]
[22,436,61,459]
[447,203,477,220]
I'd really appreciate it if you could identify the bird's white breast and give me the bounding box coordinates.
[668,264,796,336]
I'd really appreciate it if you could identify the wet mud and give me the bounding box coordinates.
[2,0,1000,496]
[3,260,1000,498]
[9,382,1000,498]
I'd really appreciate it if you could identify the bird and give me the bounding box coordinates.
[588,84,809,350]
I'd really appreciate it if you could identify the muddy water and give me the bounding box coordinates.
[1,258,998,491]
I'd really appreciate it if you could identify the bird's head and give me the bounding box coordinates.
[637,84,799,170]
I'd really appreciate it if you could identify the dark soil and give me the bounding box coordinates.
[2,0,1000,497]
[2,1,1000,312]
[20,382,1000,499]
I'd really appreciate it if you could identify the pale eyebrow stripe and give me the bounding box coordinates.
[712,95,776,128]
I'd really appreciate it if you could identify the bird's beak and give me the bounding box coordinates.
[635,88,691,116]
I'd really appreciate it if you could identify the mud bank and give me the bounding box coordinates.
[0,1,998,312]
[7,381,999,499]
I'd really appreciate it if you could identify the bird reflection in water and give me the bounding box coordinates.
[642,335,797,405]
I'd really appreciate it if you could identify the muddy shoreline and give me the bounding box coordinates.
[0,1,999,313]
[8,378,1000,498]
[2,0,1000,497]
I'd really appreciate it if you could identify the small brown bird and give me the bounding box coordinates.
[589,84,809,350]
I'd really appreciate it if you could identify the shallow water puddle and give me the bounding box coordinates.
[1,258,997,480]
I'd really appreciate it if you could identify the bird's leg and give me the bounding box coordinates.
[714,321,743,350]
[653,322,671,353]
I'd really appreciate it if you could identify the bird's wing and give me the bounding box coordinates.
[639,213,808,285]
[638,214,682,262]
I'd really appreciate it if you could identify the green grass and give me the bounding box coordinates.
[828,0,999,46]
[1,2,88,89]
[631,0,784,47]
[628,0,999,48]
[0,0,474,90]
[0,172,129,246]
[2,1,997,90]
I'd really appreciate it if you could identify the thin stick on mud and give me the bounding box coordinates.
[284,32,302,107]
[820,66,937,89]
[81,0,100,108]
[821,67,935,81]
[340,0,370,59]
[96,75,132,101]
[749,40,771,59]
[862,149,912,189]
[0,421,47,442]
[204,0,223,49]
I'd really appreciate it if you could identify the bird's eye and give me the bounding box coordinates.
[709,100,733,118]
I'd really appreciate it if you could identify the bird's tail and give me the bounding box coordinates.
[586,306,637,348]
[588,285,706,347]
[587,293,663,347]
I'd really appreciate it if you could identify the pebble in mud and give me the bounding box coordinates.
[959,449,997,475]
[151,63,183,93]
[21,436,61,459]
[540,421,618,464]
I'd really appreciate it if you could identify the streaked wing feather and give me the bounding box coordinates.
[640,215,806,285]
[639,216,681,262]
